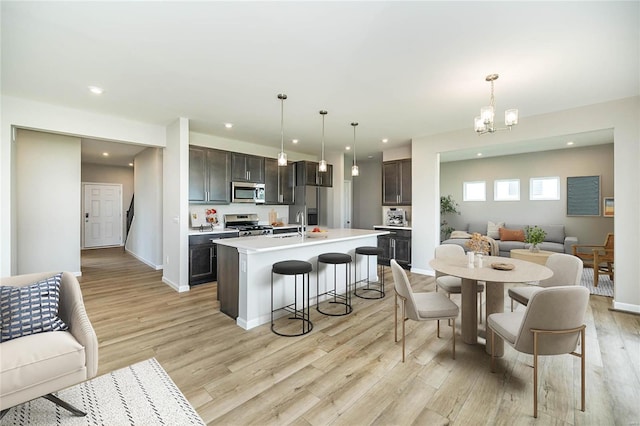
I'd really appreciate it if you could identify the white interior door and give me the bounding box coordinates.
[343,180,352,228]
[83,183,122,248]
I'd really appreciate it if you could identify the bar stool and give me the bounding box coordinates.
[271,260,313,336]
[354,246,385,299]
[316,253,352,316]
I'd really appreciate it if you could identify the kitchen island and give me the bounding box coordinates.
[215,228,389,330]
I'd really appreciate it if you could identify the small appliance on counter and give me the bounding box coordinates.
[385,208,407,227]
[224,213,273,236]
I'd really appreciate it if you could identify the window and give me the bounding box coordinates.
[463,181,486,201]
[530,176,560,200]
[494,179,520,201]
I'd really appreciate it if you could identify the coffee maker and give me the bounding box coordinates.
[385,208,407,226]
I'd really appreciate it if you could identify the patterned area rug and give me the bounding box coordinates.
[581,267,614,297]
[1,358,204,426]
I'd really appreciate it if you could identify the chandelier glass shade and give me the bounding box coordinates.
[277,93,288,166]
[474,74,518,134]
[351,122,359,177]
[319,110,327,172]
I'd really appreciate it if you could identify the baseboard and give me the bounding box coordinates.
[611,300,640,315]
[125,248,163,270]
[161,275,190,293]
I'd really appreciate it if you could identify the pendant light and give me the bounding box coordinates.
[351,122,359,177]
[277,93,288,166]
[319,110,328,172]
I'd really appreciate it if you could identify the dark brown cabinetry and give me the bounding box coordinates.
[376,228,411,268]
[295,161,333,187]
[231,153,264,183]
[382,159,411,205]
[264,158,295,205]
[189,232,238,286]
[189,147,231,204]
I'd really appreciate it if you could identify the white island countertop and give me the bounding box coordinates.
[215,228,389,253]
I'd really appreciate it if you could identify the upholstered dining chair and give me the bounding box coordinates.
[508,253,583,311]
[488,286,590,418]
[434,244,484,323]
[391,259,459,362]
[572,233,614,287]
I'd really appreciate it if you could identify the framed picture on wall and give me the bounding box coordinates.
[603,197,614,217]
[566,175,601,216]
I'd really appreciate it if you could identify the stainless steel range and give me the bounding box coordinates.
[224,213,273,237]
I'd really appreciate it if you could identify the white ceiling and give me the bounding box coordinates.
[2,1,638,166]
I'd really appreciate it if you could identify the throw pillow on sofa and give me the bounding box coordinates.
[487,221,505,239]
[0,273,69,342]
[499,228,525,242]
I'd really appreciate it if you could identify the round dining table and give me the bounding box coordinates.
[429,255,552,356]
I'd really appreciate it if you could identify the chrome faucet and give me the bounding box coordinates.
[296,210,305,236]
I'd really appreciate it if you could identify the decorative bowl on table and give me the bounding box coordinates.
[491,262,515,271]
[306,228,328,238]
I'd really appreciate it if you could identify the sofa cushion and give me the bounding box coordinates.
[539,225,565,244]
[499,228,525,242]
[0,331,85,397]
[468,222,487,235]
[487,221,505,239]
[0,273,68,343]
[450,230,471,239]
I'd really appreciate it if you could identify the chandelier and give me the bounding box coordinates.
[319,110,328,172]
[277,93,288,166]
[474,74,518,134]
[351,122,359,176]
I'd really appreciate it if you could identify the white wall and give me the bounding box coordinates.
[125,147,163,268]
[412,96,640,313]
[1,95,166,277]
[15,129,81,274]
[81,163,134,244]
[162,118,190,292]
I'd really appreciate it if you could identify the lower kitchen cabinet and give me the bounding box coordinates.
[375,228,411,268]
[189,232,238,286]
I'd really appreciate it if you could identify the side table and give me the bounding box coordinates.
[510,249,555,266]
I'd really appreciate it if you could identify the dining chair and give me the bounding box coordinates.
[391,259,459,362]
[508,253,583,311]
[435,244,485,323]
[572,233,614,287]
[488,286,590,418]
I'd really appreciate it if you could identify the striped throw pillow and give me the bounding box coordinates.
[0,273,69,342]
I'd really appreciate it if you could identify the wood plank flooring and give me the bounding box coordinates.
[78,248,640,425]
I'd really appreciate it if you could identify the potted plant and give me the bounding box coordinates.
[525,225,546,253]
[440,195,460,240]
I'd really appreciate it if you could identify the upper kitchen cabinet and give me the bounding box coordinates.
[296,161,333,187]
[231,153,264,183]
[189,146,231,204]
[382,159,411,205]
[264,158,295,205]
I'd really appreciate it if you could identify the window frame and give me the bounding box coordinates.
[463,180,486,202]
[494,179,520,201]
[529,176,561,201]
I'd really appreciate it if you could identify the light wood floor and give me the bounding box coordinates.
[78,248,639,425]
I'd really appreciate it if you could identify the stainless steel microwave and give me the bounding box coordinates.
[231,182,266,203]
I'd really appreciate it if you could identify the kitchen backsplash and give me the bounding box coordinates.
[189,204,290,228]
[382,206,411,226]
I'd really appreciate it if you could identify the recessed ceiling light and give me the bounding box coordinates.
[382,138,389,143]
[345,146,351,151]
[368,155,373,159]
[567,141,575,146]
[476,152,483,157]
[128,163,134,167]
[292,139,299,144]
[102,152,109,157]
[224,123,233,129]
[88,86,104,95]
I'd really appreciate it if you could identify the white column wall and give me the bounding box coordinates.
[412,96,640,313]
[162,118,190,292]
